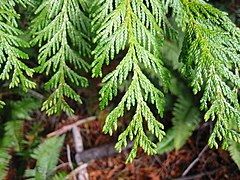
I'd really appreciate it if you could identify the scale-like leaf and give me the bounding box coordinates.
[31,0,91,115]
[92,0,171,162]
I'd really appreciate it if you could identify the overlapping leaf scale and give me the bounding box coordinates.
[92,25,128,77]
[163,0,188,30]
[99,49,134,108]
[91,0,119,30]
[93,0,170,162]
[92,2,128,77]
[31,0,90,115]
[132,15,162,55]
[0,2,35,91]
[180,1,240,148]
[67,22,91,56]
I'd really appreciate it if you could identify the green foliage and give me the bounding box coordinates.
[1,98,40,151]
[0,98,40,179]
[0,0,36,92]
[30,0,91,115]
[157,75,200,153]
[163,0,188,31]
[156,128,175,154]
[0,0,239,168]
[172,95,200,150]
[156,97,200,153]
[25,136,65,180]
[3,120,24,151]
[176,0,240,149]
[91,0,175,163]
[52,172,67,180]
[90,0,240,163]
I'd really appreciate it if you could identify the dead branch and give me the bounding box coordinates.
[72,125,89,180]
[181,145,208,177]
[75,141,134,163]
[175,169,219,180]
[66,163,89,180]
[47,116,96,137]
[67,144,74,170]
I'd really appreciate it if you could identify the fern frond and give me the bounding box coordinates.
[0,148,11,180]
[1,98,40,151]
[92,0,173,162]
[31,0,91,115]
[25,136,65,180]
[53,172,67,180]
[0,1,36,91]
[2,120,24,151]
[172,95,200,150]
[156,128,175,154]
[179,0,240,148]
[229,141,240,169]
[0,98,40,178]
[156,74,200,153]
[9,98,40,120]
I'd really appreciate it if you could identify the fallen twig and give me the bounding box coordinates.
[182,145,208,177]
[75,141,134,163]
[73,126,84,161]
[67,144,74,171]
[175,169,219,180]
[66,163,89,180]
[47,162,69,177]
[47,116,96,137]
[72,125,89,180]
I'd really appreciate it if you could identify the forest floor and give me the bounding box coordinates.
[29,75,239,180]
[43,100,240,179]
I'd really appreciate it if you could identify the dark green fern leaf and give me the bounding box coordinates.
[0,148,11,180]
[156,128,175,154]
[229,141,240,169]
[157,82,200,153]
[2,120,24,151]
[0,98,40,178]
[52,172,67,180]
[25,136,65,180]
[172,95,200,150]
[1,98,40,152]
